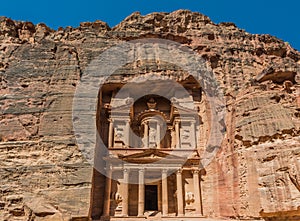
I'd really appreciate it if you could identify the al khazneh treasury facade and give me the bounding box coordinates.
[1,10,300,221]
[96,75,207,220]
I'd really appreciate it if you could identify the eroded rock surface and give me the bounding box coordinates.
[0,10,299,220]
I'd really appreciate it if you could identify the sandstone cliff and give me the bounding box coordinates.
[0,10,300,220]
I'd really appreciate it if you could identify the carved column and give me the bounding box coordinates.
[108,119,114,148]
[193,170,202,215]
[143,122,149,148]
[103,166,112,217]
[162,169,168,216]
[156,121,161,149]
[122,169,129,217]
[191,121,197,148]
[176,169,184,216]
[158,181,162,211]
[138,169,145,216]
[175,120,181,149]
[125,120,130,147]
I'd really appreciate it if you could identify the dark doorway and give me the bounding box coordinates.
[145,185,158,211]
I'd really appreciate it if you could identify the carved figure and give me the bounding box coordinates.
[185,192,195,205]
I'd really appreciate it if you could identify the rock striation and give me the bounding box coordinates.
[0,10,299,220]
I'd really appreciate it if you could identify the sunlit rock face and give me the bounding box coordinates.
[0,10,300,221]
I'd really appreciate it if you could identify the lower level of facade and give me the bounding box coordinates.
[99,150,204,220]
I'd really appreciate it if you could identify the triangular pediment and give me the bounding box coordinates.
[117,149,186,162]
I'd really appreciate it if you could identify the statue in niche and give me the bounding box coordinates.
[114,127,124,141]
[147,98,157,110]
[115,192,123,206]
[149,127,157,148]
[185,192,195,205]
[182,129,190,140]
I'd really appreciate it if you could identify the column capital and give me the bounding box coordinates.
[176,169,183,174]
[138,168,145,173]
[192,169,200,174]
[174,119,181,124]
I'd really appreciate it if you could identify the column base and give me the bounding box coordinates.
[194,213,203,217]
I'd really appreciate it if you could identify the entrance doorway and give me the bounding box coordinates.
[145,185,158,211]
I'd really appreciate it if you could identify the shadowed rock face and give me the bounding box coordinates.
[0,10,299,221]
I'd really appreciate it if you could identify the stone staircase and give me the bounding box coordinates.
[97,214,228,221]
[97,218,261,221]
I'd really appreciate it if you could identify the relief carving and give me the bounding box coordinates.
[114,127,124,141]
[182,129,190,140]
[115,192,123,205]
[185,192,195,205]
